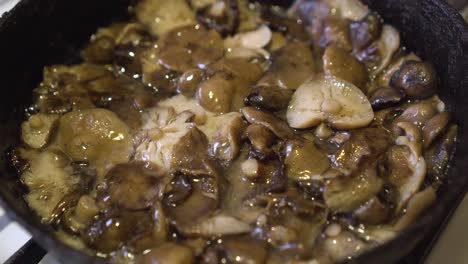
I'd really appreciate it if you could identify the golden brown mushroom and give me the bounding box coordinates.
[135,0,197,37]
[158,26,224,72]
[57,109,133,178]
[323,45,369,91]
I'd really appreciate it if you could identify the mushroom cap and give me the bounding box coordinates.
[287,75,374,130]
[158,26,224,72]
[57,109,133,178]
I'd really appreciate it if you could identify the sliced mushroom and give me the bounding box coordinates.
[386,145,413,188]
[157,94,208,125]
[165,177,218,229]
[320,17,352,51]
[111,38,148,76]
[350,12,382,51]
[108,98,143,132]
[244,85,293,112]
[284,138,330,181]
[197,72,236,113]
[198,58,263,113]
[177,68,205,97]
[357,25,400,76]
[198,112,241,140]
[330,0,369,21]
[84,210,154,253]
[180,214,251,237]
[323,45,369,91]
[138,67,179,94]
[49,191,82,227]
[354,196,391,225]
[424,125,457,184]
[287,75,374,130]
[82,36,116,64]
[392,122,427,212]
[196,0,240,36]
[115,23,149,46]
[390,61,438,100]
[35,64,115,113]
[220,151,272,224]
[206,57,264,84]
[171,127,217,177]
[393,98,440,131]
[332,127,393,174]
[135,0,197,37]
[212,115,246,162]
[322,230,369,262]
[258,41,316,90]
[370,86,404,110]
[245,124,276,156]
[21,114,59,149]
[138,243,195,264]
[237,0,261,32]
[324,165,383,212]
[236,24,273,49]
[422,112,450,148]
[268,32,287,51]
[96,162,166,211]
[257,199,327,258]
[140,41,162,84]
[21,151,80,222]
[261,7,310,41]
[136,95,210,169]
[369,53,419,91]
[242,107,294,139]
[158,26,224,72]
[57,109,133,179]
[394,187,436,231]
[241,158,284,184]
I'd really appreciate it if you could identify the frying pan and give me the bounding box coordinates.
[0,0,466,263]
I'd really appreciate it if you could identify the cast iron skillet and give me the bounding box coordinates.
[0,0,466,263]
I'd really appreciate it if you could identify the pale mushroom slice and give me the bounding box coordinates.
[224,25,272,59]
[211,115,246,162]
[239,25,272,49]
[179,214,251,237]
[21,114,59,149]
[330,0,369,21]
[21,150,80,222]
[135,110,194,171]
[286,75,374,130]
[368,25,400,76]
[394,122,427,212]
[394,187,436,231]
